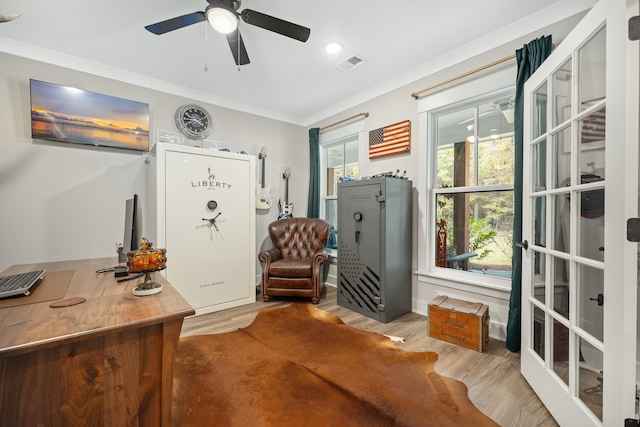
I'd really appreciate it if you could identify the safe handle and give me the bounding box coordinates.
[202,213,222,231]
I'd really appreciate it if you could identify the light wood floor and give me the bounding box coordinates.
[180,286,558,427]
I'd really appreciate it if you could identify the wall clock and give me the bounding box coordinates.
[175,104,213,140]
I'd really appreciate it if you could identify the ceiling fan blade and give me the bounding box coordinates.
[145,12,206,35]
[240,9,310,42]
[226,29,250,65]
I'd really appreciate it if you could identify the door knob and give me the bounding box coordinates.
[590,293,604,306]
[516,240,529,250]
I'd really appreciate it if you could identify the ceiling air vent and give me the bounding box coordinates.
[336,54,365,72]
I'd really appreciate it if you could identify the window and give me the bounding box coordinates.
[319,123,364,251]
[431,89,514,278]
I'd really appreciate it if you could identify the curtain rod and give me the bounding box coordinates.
[319,112,369,132]
[410,54,516,100]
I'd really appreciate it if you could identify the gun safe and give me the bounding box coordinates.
[337,177,412,322]
[149,143,256,315]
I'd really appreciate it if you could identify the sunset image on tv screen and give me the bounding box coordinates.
[30,79,150,151]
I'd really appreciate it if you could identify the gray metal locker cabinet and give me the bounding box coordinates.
[337,177,412,323]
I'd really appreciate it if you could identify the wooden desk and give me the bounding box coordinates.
[0,258,195,426]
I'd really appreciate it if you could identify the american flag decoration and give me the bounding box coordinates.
[368,120,411,159]
[581,107,605,144]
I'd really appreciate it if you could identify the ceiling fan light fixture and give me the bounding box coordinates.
[206,6,238,34]
[502,109,515,123]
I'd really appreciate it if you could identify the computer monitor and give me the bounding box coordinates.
[124,194,139,252]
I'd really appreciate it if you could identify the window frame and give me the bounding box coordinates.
[430,87,515,285]
[318,121,366,255]
[416,67,516,292]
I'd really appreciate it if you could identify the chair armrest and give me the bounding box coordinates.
[258,247,282,265]
[310,250,328,289]
[312,250,328,269]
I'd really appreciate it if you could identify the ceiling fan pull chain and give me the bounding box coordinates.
[237,29,241,72]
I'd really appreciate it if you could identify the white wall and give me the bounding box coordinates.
[0,52,306,276]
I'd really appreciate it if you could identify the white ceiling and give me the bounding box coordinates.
[0,0,596,126]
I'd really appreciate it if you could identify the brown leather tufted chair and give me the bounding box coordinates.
[258,218,330,304]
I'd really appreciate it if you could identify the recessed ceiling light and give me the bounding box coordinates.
[324,41,343,54]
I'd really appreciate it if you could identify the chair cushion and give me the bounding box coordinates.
[269,259,313,278]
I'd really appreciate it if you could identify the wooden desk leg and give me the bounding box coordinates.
[162,318,185,427]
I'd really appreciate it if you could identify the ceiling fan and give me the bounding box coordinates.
[457,97,516,126]
[145,0,310,66]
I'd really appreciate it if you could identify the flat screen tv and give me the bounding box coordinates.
[30,79,150,151]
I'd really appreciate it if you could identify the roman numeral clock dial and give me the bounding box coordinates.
[175,104,213,140]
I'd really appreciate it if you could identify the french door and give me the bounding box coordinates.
[520,0,639,425]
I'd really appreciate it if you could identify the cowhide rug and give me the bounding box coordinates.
[172,303,498,426]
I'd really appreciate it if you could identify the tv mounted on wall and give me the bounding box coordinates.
[30,79,150,151]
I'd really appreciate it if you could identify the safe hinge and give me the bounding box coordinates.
[376,192,386,202]
[628,385,640,426]
[627,218,640,242]
[377,304,385,312]
[630,16,640,41]
[637,384,640,421]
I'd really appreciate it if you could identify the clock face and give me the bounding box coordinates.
[175,104,213,140]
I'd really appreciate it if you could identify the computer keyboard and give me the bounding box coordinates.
[0,269,46,298]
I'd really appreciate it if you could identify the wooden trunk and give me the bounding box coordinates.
[428,296,489,352]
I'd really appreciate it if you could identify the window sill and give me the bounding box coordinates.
[415,268,512,300]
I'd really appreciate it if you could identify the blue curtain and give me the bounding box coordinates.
[307,128,320,218]
[506,35,553,352]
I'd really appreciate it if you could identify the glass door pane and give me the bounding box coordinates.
[552,126,571,188]
[534,85,548,138]
[551,318,570,386]
[551,193,570,254]
[578,27,606,112]
[553,59,573,127]
[551,255,570,319]
[533,139,547,191]
[578,336,604,420]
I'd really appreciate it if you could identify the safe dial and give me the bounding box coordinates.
[353,212,363,222]
[207,200,218,210]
